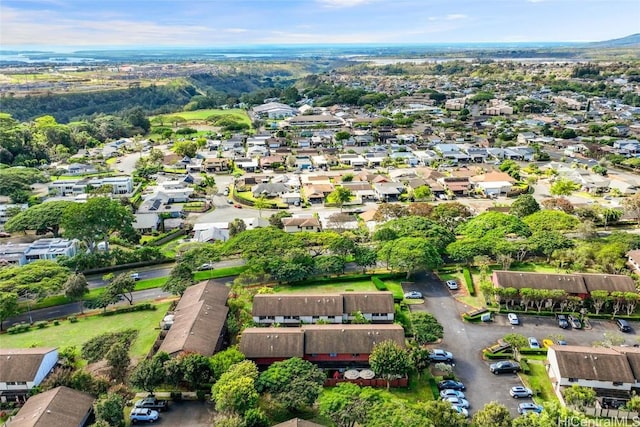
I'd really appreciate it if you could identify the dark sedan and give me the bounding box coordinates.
[437,380,466,391]
[489,360,521,375]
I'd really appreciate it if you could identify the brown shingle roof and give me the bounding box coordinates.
[252,294,343,317]
[494,271,587,294]
[158,281,229,356]
[0,348,57,382]
[493,271,637,294]
[578,273,636,293]
[342,292,394,314]
[6,386,94,427]
[282,217,321,228]
[271,419,325,427]
[302,324,405,354]
[550,345,635,383]
[239,328,304,358]
[613,346,640,380]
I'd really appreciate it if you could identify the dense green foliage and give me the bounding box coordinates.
[81,329,138,363]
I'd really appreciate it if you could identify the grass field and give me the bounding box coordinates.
[0,301,172,358]
[521,360,558,403]
[274,280,377,294]
[154,108,251,124]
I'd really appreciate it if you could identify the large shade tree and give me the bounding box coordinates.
[4,201,73,236]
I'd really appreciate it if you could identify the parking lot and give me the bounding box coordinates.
[407,273,639,417]
[142,400,213,426]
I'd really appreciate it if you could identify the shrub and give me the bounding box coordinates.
[372,276,388,291]
[34,321,48,329]
[7,324,30,334]
[81,329,138,363]
[68,316,78,323]
[102,303,156,316]
[53,320,60,326]
[463,268,475,296]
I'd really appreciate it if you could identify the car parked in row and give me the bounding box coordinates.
[556,314,569,329]
[528,337,541,349]
[437,380,466,391]
[440,389,465,399]
[451,405,469,418]
[509,386,533,398]
[445,280,459,290]
[134,396,169,412]
[507,313,519,325]
[490,360,521,375]
[429,349,454,363]
[444,396,469,409]
[518,402,543,415]
[404,291,423,299]
[567,315,582,329]
[616,318,632,333]
[130,408,160,423]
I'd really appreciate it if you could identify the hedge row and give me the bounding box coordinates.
[463,268,475,296]
[372,276,388,291]
[102,303,157,317]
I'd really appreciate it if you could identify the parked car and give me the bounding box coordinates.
[134,396,169,412]
[130,408,160,423]
[440,389,465,399]
[490,360,521,375]
[437,380,465,391]
[404,291,423,299]
[509,386,533,398]
[445,280,459,290]
[227,199,234,204]
[233,204,243,209]
[518,402,543,415]
[567,315,582,329]
[528,337,541,349]
[556,314,569,329]
[507,313,519,325]
[451,405,469,418]
[444,397,469,409]
[429,349,454,363]
[0,232,11,238]
[616,318,632,333]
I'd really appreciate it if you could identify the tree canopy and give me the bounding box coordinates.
[4,200,73,236]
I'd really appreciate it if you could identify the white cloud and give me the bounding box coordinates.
[445,14,467,20]
[224,28,248,33]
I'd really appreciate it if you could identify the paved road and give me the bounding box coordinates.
[405,274,637,417]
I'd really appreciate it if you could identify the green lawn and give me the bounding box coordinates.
[154,108,251,124]
[385,371,436,404]
[0,302,172,359]
[274,280,377,294]
[193,265,249,281]
[521,361,558,404]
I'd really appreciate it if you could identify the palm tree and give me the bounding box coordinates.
[253,196,270,218]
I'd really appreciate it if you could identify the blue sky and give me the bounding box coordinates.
[1,0,639,49]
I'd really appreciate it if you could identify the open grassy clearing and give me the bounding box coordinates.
[0,301,172,358]
[274,280,377,294]
[154,108,251,123]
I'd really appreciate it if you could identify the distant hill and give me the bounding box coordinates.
[586,33,640,48]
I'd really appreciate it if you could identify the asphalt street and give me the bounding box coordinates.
[405,273,638,417]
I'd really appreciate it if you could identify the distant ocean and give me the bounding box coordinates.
[0,42,581,64]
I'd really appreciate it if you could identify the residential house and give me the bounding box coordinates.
[49,176,133,197]
[339,154,367,167]
[234,158,259,172]
[282,216,322,233]
[252,183,290,198]
[0,203,27,230]
[372,182,404,202]
[0,348,58,402]
[438,177,470,197]
[192,222,230,243]
[485,102,513,116]
[491,271,636,300]
[445,98,466,110]
[260,154,286,169]
[66,163,97,175]
[304,184,334,204]
[342,182,375,201]
[469,171,516,197]
[0,243,30,266]
[132,213,161,234]
[547,345,639,401]
[252,292,394,326]
[23,239,78,264]
[204,157,231,173]
[157,281,229,357]
[240,324,405,367]
[5,386,95,427]
[627,250,640,274]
